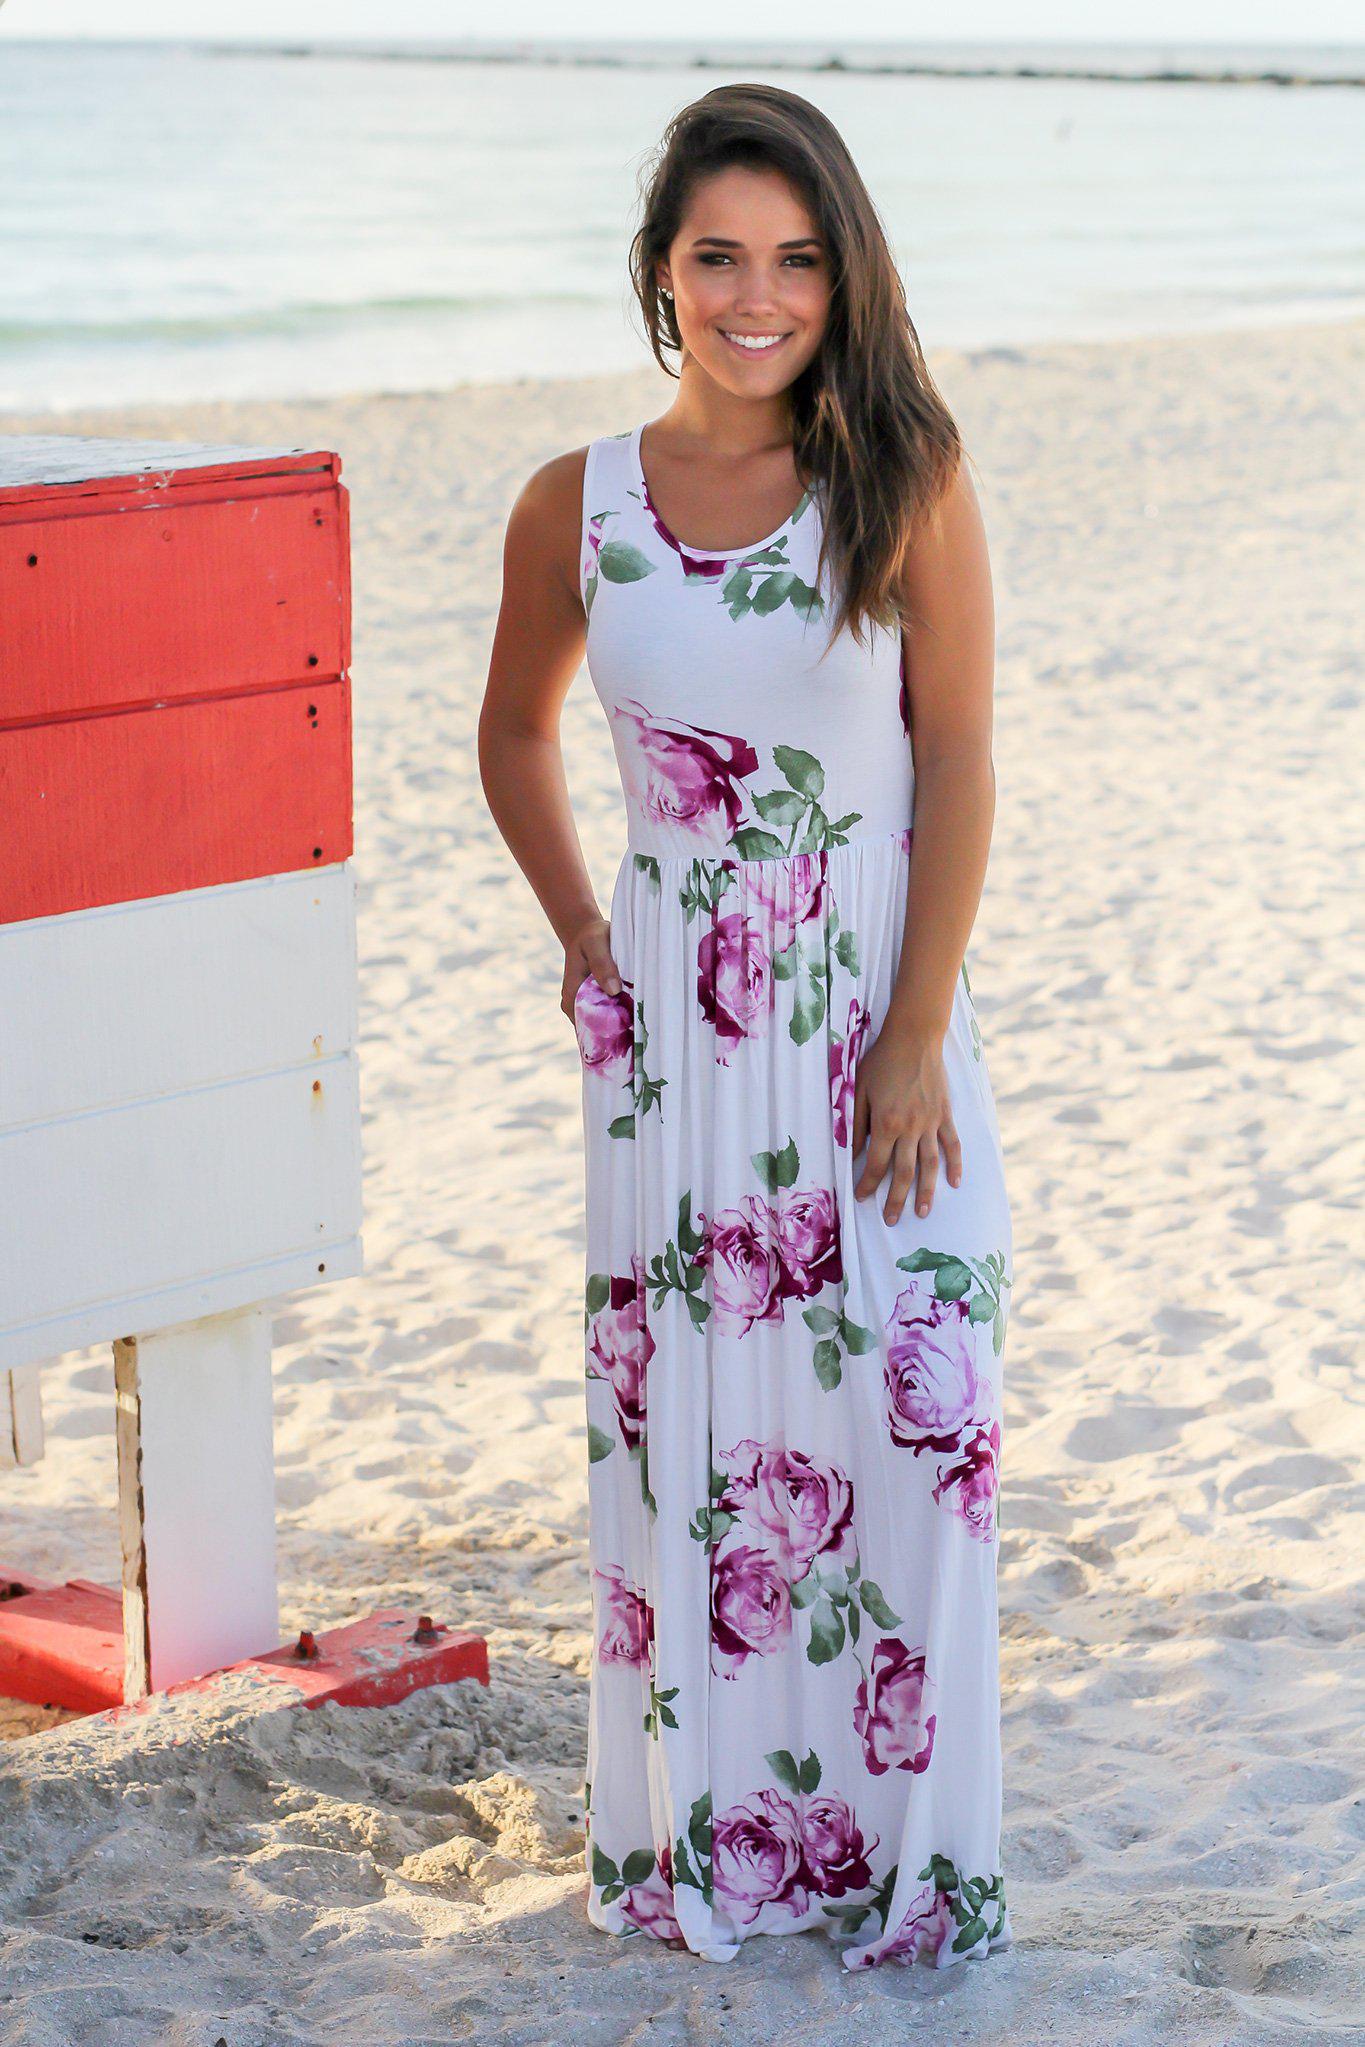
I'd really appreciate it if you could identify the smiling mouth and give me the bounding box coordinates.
[718,329,792,356]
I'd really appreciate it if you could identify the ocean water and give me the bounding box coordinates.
[1,37,1362,410]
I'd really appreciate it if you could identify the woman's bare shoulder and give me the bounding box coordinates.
[502,444,591,602]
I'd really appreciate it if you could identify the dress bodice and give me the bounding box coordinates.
[579,423,915,866]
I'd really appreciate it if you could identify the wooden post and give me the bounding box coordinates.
[2,1365,44,1468]
[114,1305,279,1699]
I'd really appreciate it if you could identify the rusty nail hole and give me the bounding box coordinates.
[307,703,317,716]
[312,1079,322,1094]
[413,1614,440,1643]
[294,1629,319,1660]
[312,845,323,859]
[27,553,38,567]
[307,654,319,667]
[317,1261,327,1272]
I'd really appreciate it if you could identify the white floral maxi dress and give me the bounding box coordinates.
[571,423,1014,1973]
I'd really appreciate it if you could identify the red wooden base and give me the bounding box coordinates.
[0,1567,489,1722]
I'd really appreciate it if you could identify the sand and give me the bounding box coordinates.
[0,314,1362,2045]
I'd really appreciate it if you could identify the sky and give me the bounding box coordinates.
[2,1,1361,43]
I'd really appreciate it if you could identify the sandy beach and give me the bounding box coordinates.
[0,313,1362,2044]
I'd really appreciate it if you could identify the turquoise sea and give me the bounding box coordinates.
[2,36,1362,409]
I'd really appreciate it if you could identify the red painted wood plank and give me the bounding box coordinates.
[0,1574,489,1718]
[0,681,353,924]
[1,487,348,724]
[0,445,338,515]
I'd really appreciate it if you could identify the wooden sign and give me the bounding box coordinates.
[0,438,366,1696]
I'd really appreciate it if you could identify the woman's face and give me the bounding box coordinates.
[658,163,831,397]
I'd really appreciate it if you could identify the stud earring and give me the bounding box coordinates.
[661,287,673,300]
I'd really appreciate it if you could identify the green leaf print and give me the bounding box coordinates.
[765,1748,802,1794]
[894,1247,1014,1355]
[811,1337,842,1390]
[631,1437,657,1515]
[752,787,807,826]
[633,851,662,888]
[673,1792,714,1903]
[719,537,824,622]
[598,539,657,584]
[607,1114,635,1140]
[642,1684,680,1739]
[772,744,824,799]
[630,999,666,1124]
[729,825,787,862]
[677,1189,705,1258]
[915,1854,1009,1950]
[620,1847,657,1885]
[584,1271,611,1318]
[790,974,826,1045]
[586,1423,615,1464]
[678,859,735,922]
[806,1597,846,1664]
[591,1843,619,1888]
[645,1199,710,1329]
[751,1136,799,1191]
[857,1578,902,1628]
[803,1304,877,1391]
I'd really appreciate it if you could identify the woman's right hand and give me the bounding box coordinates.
[561,912,623,1022]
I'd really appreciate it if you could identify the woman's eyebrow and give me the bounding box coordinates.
[688,235,824,249]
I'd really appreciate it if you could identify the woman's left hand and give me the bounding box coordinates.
[851,1024,963,1225]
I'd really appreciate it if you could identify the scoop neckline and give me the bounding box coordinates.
[632,419,812,561]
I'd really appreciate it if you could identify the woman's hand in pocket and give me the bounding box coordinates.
[851,1023,962,1224]
[561,912,623,1022]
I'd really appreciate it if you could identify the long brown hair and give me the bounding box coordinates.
[628,82,963,651]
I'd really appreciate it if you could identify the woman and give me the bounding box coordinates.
[479,82,1012,1973]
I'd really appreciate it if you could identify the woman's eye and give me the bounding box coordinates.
[696,253,817,268]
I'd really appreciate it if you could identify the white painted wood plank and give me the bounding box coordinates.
[0,1053,363,1346]
[0,1240,362,1376]
[115,1306,279,1696]
[0,866,358,1132]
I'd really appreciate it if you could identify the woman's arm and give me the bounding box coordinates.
[477,450,624,1013]
[852,455,998,1222]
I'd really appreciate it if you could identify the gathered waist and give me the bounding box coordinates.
[624,821,914,872]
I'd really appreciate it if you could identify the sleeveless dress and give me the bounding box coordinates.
[571,420,1014,1972]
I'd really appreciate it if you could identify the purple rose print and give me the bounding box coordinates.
[773,1186,843,1299]
[695,1195,786,1337]
[587,1251,653,1451]
[710,1542,792,1677]
[800,1793,877,1897]
[829,997,870,1149]
[614,698,758,839]
[715,1438,855,1579]
[696,913,773,1063]
[594,1561,654,1666]
[621,1845,686,1942]
[884,1279,980,1455]
[873,1881,957,1965]
[746,849,827,951]
[573,972,634,1082]
[932,1419,1001,1542]
[853,1638,937,1777]
[712,1789,810,1924]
